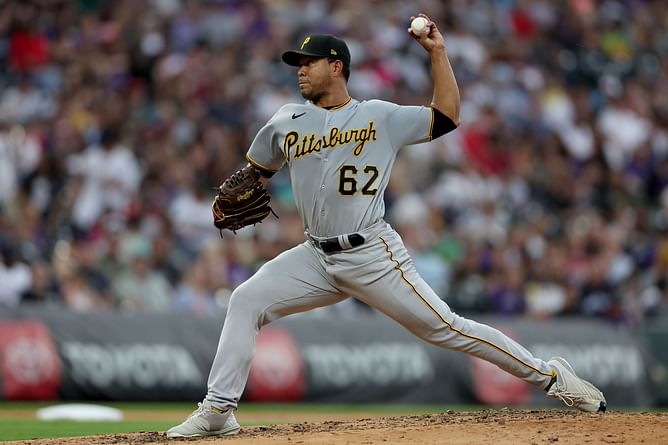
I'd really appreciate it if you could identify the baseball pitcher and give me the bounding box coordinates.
[168,14,606,438]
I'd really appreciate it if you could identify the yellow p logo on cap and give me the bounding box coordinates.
[301,37,311,50]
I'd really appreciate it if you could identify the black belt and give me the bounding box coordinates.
[312,233,365,253]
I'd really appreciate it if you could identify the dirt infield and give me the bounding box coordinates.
[13,409,668,445]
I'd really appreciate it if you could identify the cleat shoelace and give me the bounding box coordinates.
[551,391,577,407]
[187,402,207,420]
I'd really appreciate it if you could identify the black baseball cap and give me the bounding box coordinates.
[282,34,351,69]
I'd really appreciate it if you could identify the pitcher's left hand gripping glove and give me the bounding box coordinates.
[212,166,277,234]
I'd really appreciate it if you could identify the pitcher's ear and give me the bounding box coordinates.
[328,58,344,76]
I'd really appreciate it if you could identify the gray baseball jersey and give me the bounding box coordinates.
[246,98,432,237]
[205,98,556,409]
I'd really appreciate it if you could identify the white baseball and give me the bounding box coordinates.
[410,17,429,36]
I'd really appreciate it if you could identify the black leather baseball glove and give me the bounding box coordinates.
[212,165,276,234]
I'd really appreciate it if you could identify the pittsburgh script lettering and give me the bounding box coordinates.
[283,121,377,160]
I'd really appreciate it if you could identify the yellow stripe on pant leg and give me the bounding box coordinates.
[379,236,554,379]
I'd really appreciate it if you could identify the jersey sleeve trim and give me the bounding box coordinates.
[246,154,277,178]
[429,107,435,141]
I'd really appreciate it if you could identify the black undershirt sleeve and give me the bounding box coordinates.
[431,107,458,139]
[247,158,276,178]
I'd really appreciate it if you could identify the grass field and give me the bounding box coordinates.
[0,419,172,442]
[0,402,475,441]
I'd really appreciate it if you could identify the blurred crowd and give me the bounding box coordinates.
[0,0,667,325]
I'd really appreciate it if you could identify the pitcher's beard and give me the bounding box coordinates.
[300,89,322,103]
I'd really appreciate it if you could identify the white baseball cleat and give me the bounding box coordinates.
[547,356,607,413]
[166,399,240,438]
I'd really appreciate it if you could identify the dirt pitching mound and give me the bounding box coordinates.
[13,409,668,445]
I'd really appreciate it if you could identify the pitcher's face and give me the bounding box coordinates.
[297,56,336,102]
